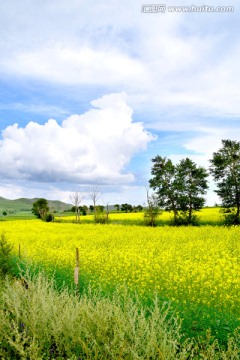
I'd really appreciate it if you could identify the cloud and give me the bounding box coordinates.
[1,0,240,118]
[0,92,155,184]
[2,46,149,87]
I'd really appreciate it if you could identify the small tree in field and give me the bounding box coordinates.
[174,158,208,225]
[32,199,49,220]
[87,186,101,222]
[69,191,85,223]
[114,204,120,212]
[144,188,161,226]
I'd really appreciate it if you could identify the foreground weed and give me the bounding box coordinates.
[0,271,239,359]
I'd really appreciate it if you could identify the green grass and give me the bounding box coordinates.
[0,271,239,359]
[0,196,71,217]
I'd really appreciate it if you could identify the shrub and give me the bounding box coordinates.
[94,209,109,224]
[0,233,13,276]
[220,208,240,226]
[144,207,160,226]
[44,213,54,222]
[170,213,200,226]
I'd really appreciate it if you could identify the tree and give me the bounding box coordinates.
[79,205,88,216]
[89,205,94,212]
[210,139,240,224]
[87,186,101,222]
[121,203,133,213]
[175,158,208,224]
[114,204,120,212]
[149,156,179,223]
[32,198,49,220]
[136,205,143,212]
[69,191,85,223]
[149,156,208,225]
[144,187,161,226]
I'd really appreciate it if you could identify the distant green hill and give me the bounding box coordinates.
[0,196,72,214]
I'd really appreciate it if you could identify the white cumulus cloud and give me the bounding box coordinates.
[0,93,155,184]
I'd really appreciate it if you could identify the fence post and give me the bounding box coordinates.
[74,248,79,291]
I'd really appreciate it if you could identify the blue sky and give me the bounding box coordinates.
[0,0,239,205]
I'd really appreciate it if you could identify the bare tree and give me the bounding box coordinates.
[69,191,85,223]
[87,186,101,212]
[87,186,101,222]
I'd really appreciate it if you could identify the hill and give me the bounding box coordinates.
[0,196,72,214]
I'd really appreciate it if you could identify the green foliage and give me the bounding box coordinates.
[144,207,160,226]
[121,203,133,212]
[0,271,239,359]
[210,139,240,225]
[44,213,54,222]
[170,212,199,226]
[114,204,120,212]
[71,205,88,216]
[94,207,109,224]
[32,198,49,220]
[220,207,240,226]
[144,190,161,226]
[80,205,88,216]
[149,156,208,225]
[0,233,13,276]
[2,211,7,216]
[0,272,180,359]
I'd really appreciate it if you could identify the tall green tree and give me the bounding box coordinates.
[149,156,208,225]
[32,198,49,220]
[175,158,208,223]
[149,156,179,223]
[210,139,240,224]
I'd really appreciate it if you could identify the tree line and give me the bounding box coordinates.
[149,139,240,225]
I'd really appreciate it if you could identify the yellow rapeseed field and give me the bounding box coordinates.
[1,219,239,319]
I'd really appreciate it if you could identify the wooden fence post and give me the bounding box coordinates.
[74,248,79,291]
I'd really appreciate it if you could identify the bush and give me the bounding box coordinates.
[94,210,109,224]
[144,208,160,226]
[170,213,200,226]
[44,213,54,222]
[0,233,13,276]
[220,208,240,226]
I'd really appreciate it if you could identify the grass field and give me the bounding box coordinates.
[1,215,239,350]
